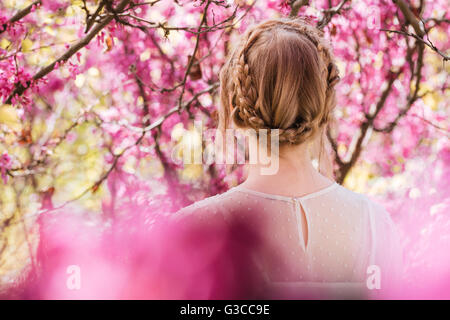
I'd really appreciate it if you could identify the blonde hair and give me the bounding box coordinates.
[218,18,340,145]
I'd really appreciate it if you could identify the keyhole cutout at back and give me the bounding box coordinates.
[300,205,309,250]
[293,199,309,251]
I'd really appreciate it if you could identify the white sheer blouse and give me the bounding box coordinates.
[175,182,402,299]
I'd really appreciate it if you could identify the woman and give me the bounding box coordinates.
[175,17,402,299]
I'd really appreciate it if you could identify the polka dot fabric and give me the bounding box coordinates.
[175,183,402,298]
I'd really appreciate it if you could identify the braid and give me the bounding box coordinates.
[232,48,264,128]
[223,17,340,145]
[231,27,268,129]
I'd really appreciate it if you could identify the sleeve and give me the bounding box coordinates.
[368,201,404,297]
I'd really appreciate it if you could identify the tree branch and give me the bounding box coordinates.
[374,44,425,132]
[336,70,401,183]
[4,0,131,105]
[317,0,350,29]
[0,0,42,34]
[381,28,449,61]
[393,0,425,37]
[289,0,308,18]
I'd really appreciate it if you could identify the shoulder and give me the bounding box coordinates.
[340,185,399,235]
[172,187,239,221]
[334,184,394,223]
[332,184,374,211]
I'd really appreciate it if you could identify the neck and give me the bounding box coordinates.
[241,142,334,197]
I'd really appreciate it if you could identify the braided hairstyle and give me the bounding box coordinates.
[219,18,340,145]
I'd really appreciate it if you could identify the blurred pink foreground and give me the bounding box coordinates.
[3,147,450,299]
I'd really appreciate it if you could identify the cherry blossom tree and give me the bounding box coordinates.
[0,0,448,295]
